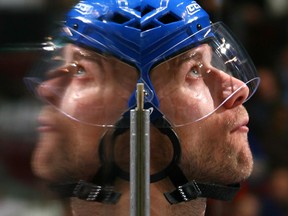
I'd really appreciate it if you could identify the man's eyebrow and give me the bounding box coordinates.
[72,49,92,60]
[72,49,101,62]
[180,51,199,64]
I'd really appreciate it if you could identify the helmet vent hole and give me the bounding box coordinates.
[142,23,159,31]
[133,6,141,13]
[109,12,130,24]
[141,5,155,16]
[158,12,182,24]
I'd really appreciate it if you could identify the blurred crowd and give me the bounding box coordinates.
[204,0,288,215]
[0,0,288,215]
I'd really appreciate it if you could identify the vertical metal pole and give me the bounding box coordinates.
[130,83,150,216]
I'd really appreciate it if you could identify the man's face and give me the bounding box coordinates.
[32,44,138,182]
[150,44,253,184]
[33,42,253,185]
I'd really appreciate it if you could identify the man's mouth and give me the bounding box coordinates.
[231,117,249,133]
[37,117,57,132]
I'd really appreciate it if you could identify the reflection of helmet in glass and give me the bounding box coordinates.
[62,0,212,107]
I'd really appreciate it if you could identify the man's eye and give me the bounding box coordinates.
[69,62,86,77]
[74,66,86,77]
[188,67,202,79]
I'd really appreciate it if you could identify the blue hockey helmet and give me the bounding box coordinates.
[26,0,259,127]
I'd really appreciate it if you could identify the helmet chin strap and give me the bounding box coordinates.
[163,162,240,204]
[49,110,240,205]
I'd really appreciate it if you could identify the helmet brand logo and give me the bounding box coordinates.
[75,3,94,15]
[186,1,201,16]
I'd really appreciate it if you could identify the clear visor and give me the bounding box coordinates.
[24,43,139,127]
[150,23,260,127]
[24,22,260,128]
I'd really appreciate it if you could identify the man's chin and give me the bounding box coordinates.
[31,151,64,183]
[225,153,254,184]
[32,160,57,182]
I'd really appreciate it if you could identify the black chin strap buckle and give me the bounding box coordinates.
[164,180,241,205]
[50,180,121,204]
[73,180,121,204]
[164,180,202,204]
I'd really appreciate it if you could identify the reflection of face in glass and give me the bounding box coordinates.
[36,44,139,126]
[32,44,138,181]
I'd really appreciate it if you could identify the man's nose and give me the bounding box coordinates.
[221,74,250,109]
[36,80,62,106]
